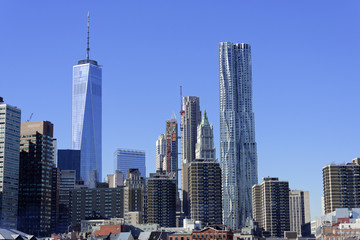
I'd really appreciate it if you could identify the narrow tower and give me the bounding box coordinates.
[181,96,201,218]
[72,13,102,186]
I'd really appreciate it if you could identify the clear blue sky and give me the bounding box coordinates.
[1,1,360,220]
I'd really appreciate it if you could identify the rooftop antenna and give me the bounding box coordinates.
[86,12,90,61]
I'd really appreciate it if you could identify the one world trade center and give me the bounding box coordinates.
[72,13,102,186]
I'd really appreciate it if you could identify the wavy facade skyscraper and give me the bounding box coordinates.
[219,42,258,229]
[72,14,102,186]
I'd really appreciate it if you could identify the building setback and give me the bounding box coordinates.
[181,96,201,218]
[69,186,124,230]
[18,121,55,236]
[252,177,290,237]
[114,149,146,179]
[219,42,258,229]
[0,98,21,228]
[146,171,176,227]
[289,190,311,236]
[72,14,102,186]
[323,158,360,214]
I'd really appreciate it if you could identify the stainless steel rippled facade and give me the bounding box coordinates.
[72,60,102,186]
[219,42,258,229]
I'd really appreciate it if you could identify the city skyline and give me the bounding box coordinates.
[1,1,360,220]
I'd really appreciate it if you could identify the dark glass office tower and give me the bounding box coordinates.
[18,121,55,236]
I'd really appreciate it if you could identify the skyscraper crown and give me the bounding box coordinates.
[201,110,210,127]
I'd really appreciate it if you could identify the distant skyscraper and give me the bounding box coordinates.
[289,190,311,236]
[252,177,290,237]
[322,158,360,214]
[114,149,146,179]
[219,42,258,229]
[156,134,166,171]
[189,111,222,226]
[165,117,178,183]
[181,96,201,217]
[0,97,21,229]
[18,121,55,236]
[72,13,102,186]
[58,149,81,181]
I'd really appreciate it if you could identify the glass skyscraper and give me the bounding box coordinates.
[219,42,258,229]
[72,15,102,186]
[114,149,146,179]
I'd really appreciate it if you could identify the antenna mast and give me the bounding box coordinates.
[180,86,184,116]
[86,12,90,61]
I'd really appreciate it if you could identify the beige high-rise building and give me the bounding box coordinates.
[289,190,310,236]
[107,170,124,188]
[322,158,360,214]
[252,177,290,237]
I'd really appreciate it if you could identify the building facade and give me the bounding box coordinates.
[58,149,81,182]
[189,160,222,226]
[147,171,176,227]
[18,121,55,236]
[58,170,76,233]
[252,177,290,237]
[72,16,102,186]
[289,190,311,236]
[0,98,21,228]
[50,167,60,234]
[124,169,146,224]
[69,186,124,230]
[219,42,258,229]
[323,158,360,214]
[181,96,201,218]
[114,149,146,179]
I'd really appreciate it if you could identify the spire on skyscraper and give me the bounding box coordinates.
[201,109,210,127]
[86,12,90,61]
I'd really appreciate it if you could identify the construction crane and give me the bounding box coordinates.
[27,113,33,122]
